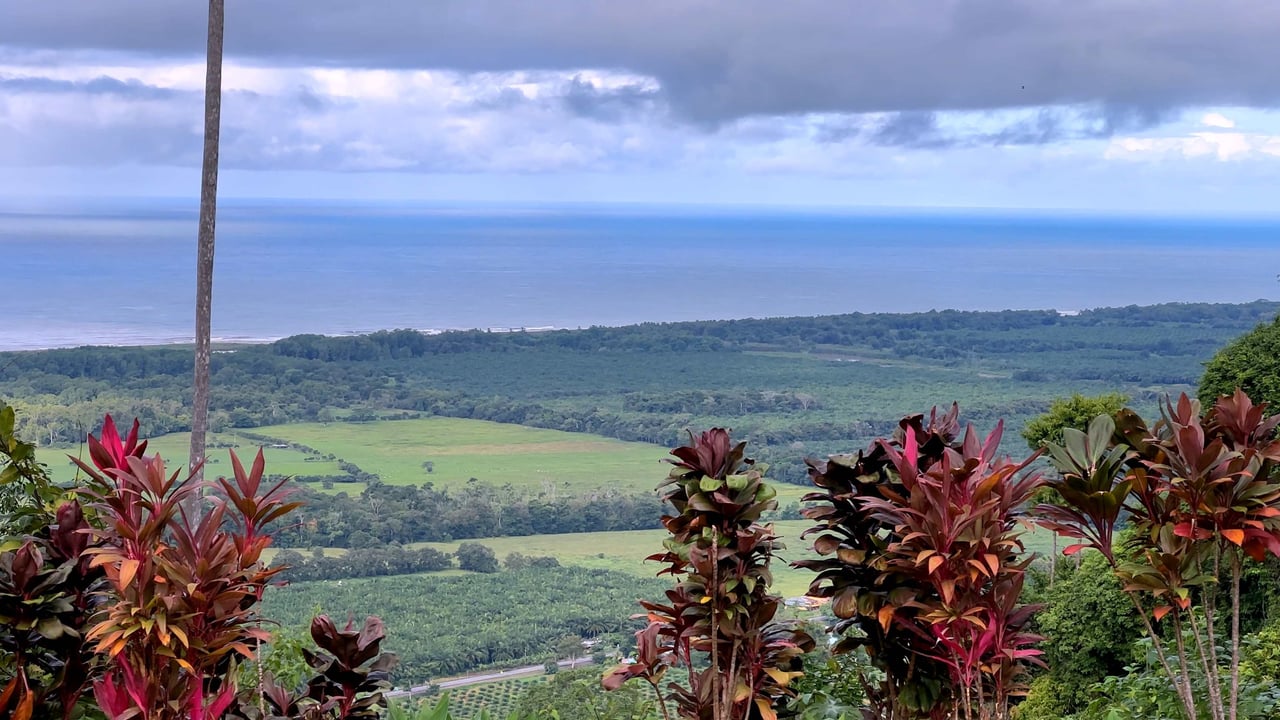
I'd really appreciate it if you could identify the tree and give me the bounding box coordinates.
[555,634,583,668]
[454,542,498,573]
[189,0,225,487]
[1021,393,1128,450]
[1026,552,1143,715]
[1200,315,1280,410]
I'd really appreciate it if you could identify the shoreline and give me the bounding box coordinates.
[2,299,1276,354]
[0,326,571,354]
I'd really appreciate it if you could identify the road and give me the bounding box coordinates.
[386,657,597,699]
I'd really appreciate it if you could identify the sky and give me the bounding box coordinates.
[2,1,1280,212]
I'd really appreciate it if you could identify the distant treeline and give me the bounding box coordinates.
[271,545,455,581]
[5,300,1277,483]
[275,480,669,548]
[268,544,564,583]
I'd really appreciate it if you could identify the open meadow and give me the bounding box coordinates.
[248,417,673,492]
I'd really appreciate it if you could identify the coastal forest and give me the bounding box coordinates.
[6,300,1280,720]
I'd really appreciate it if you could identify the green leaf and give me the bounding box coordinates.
[35,617,66,640]
[699,476,723,493]
[1086,413,1116,460]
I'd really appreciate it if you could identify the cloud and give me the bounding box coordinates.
[561,75,662,122]
[0,74,182,100]
[1202,112,1236,128]
[0,66,688,173]
[3,1,1280,125]
[1105,131,1280,162]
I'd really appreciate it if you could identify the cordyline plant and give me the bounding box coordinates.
[796,406,1045,720]
[234,614,398,720]
[1,403,106,720]
[0,501,106,720]
[1036,390,1280,720]
[72,414,303,720]
[603,429,814,720]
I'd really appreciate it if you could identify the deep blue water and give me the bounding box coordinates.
[3,200,1280,351]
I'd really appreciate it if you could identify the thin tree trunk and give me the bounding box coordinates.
[189,0,224,490]
[1203,547,1226,720]
[1187,609,1224,720]
[1126,589,1195,720]
[1230,549,1242,720]
[1174,612,1204,720]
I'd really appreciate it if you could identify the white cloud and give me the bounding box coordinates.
[1201,112,1236,128]
[1104,130,1280,161]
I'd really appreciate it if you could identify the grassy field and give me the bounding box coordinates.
[410,519,1056,599]
[246,417,680,492]
[43,430,344,485]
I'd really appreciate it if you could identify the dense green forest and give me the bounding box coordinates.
[4,301,1276,486]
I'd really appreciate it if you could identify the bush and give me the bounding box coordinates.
[455,542,499,573]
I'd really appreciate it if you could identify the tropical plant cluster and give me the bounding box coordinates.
[604,428,815,720]
[797,407,1045,720]
[1032,391,1280,720]
[0,412,397,720]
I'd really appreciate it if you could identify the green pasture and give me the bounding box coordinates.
[248,417,674,492]
[412,520,1056,599]
[42,431,343,485]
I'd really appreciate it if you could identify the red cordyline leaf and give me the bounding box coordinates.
[88,415,148,474]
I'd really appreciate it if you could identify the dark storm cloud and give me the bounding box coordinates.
[872,113,950,149]
[3,0,1278,124]
[561,76,660,122]
[808,101,1187,149]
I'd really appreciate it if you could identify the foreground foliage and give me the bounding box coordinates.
[605,429,813,720]
[798,405,1045,720]
[1,412,399,720]
[1036,391,1280,720]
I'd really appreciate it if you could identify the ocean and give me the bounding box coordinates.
[3,200,1279,352]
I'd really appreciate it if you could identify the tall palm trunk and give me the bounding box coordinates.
[189,0,224,487]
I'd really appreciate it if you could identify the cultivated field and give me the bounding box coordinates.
[250,417,672,492]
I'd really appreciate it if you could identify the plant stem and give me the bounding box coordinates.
[1204,545,1225,720]
[647,678,673,720]
[710,527,722,720]
[1188,605,1224,720]
[1229,548,1242,720]
[1125,589,1195,720]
